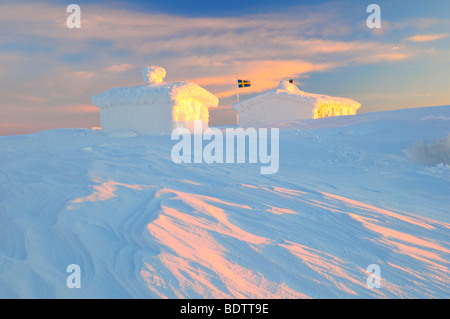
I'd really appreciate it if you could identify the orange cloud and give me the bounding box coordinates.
[2,1,447,135]
[63,104,99,114]
[193,60,334,99]
[406,33,448,42]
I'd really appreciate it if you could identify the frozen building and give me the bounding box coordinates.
[232,80,361,126]
[92,66,219,135]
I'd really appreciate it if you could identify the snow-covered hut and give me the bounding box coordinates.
[92,66,219,135]
[232,80,360,126]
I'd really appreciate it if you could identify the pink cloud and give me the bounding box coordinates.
[0,123,32,136]
[406,33,448,42]
[63,71,95,79]
[105,64,134,73]
[1,1,448,135]
[0,123,30,128]
[194,60,334,98]
[63,104,99,114]
[358,52,410,63]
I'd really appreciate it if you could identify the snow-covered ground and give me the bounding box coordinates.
[0,106,449,298]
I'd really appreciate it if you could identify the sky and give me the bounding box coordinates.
[0,0,449,135]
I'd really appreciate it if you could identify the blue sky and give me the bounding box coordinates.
[49,0,337,16]
[0,0,449,135]
[45,0,450,19]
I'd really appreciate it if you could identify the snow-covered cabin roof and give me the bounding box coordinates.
[92,66,218,109]
[232,80,360,113]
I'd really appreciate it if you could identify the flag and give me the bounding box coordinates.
[237,79,251,88]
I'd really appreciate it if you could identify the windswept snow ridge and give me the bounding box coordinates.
[0,106,449,298]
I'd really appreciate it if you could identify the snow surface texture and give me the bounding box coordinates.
[233,81,361,126]
[91,66,218,135]
[0,106,449,298]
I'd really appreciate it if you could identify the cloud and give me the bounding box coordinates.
[391,18,448,31]
[64,71,95,79]
[353,51,410,64]
[62,104,99,114]
[406,33,448,42]
[105,64,134,73]
[0,123,30,128]
[0,122,32,136]
[194,60,334,98]
[1,1,448,135]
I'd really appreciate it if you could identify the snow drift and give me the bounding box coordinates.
[0,105,449,298]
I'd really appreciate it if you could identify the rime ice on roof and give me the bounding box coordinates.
[142,65,166,84]
[92,66,218,135]
[233,80,361,127]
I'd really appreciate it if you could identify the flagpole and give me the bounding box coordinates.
[236,77,239,125]
[236,76,239,104]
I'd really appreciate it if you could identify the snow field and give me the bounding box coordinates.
[0,106,449,298]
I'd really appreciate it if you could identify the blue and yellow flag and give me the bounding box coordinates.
[237,79,251,88]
